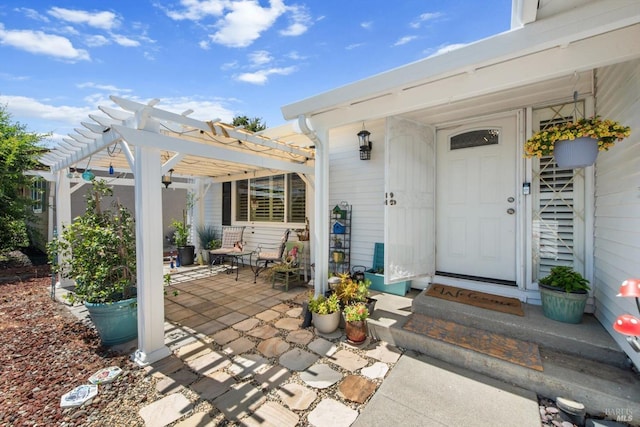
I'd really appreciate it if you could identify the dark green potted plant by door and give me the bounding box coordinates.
[538,266,590,324]
[48,180,138,346]
[172,215,194,266]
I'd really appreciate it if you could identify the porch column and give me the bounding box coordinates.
[55,169,73,288]
[314,126,330,296]
[132,146,171,365]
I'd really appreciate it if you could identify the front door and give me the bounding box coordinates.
[436,115,517,283]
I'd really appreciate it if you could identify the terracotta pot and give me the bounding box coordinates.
[345,320,367,344]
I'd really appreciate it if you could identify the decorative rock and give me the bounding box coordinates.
[228,354,271,379]
[60,385,98,408]
[277,383,317,411]
[338,375,377,403]
[308,338,338,357]
[186,350,230,375]
[88,366,122,384]
[256,309,281,322]
[286,329,314,345]
[279,348,319,371]
[556,397,586,415]
[139,393,193,427]
[330,349,368,372]
[232,317,260,332]
[365,342,402,364]
[300,363,342,389]
[241,401,299,427]
[307,398,358,427]
[191,371,235,400]
[274,317,301,331]
[286,307,303,317]
[212,328,239,345]
[247,325,279,339]
[561,422,574,427]
[257,337,290,357]
[361,362,389,379]
[547,407,560,414]
[222,337,256,356]
[213,381,265,421]
[254,365,291,390]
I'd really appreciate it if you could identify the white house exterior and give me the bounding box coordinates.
[273,0,640,369]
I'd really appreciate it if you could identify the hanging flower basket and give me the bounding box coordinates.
[524,116,631,168]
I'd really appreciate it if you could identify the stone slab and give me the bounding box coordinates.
[307,398,358,427]
[308,338,338,357]
[361,362,389,380]
[254,365,291,390]
[300,363,342,389]
[365,342,402,364]
[139,393,193,427]
[213,381,266,421]
[228,354,271,379]
[145,355,184,378]
[241,401,299,427]
[175,340,212,361]
[330,350,368,372]
[256,309,281,322]
[286,329,314,345]
[286,307,303,317]
[271,303,292,312]
[191,371,235,400]
[223,337,256,356]
[338,375,377,403]
[197,319,226,336]
[277,383,317,411]
[212,328,240,345]
[186,350,231,375]
[274,317,301,331]
[257,337,290,357]
[174,412,216,427]
[232,317,260,332]
[247,325,279,339]
[156,368,198,394]
[218,311,249,326]
[279,348,319,371]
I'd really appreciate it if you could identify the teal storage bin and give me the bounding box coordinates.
[364,243,411,296]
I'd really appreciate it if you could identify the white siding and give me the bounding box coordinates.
[328,120,386,271]
[593,59,640,369]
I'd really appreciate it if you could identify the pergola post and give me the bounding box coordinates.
[132,146,171,366]
[313,126,330,296]
[55,169,73,288]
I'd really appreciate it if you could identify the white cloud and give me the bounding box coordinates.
[221,60,238,70]
[76,82,133,93]
[0,24,90,61]
[393,35,417,46]
[164,0,227,21]
[249,50,273,66]
[410,12,443,29]
[48,7,120,31]
[428,42,467,56]
[85,34,110,47]
[235,66,296,85]
[16,7,50,22]
[280,4,311,37]
[346,43,364,50]
[111,34,140,47]
[361,21,373,30]
[210,0,287,48]
[199,40,210,50]
[0,95,95,127]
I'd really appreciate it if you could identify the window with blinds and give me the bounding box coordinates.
[532,103,586,281]
[235,173,306,224]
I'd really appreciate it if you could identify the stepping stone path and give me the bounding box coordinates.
[338,375,377,403]
[286,307,303,317]
[255,365,291,390]
[247,324,279,339]
[175,340,212,361]
[274,317,301,331]
[242,401,299,427]
[186,350,230,375]
[139,393,192,427]
[155,368,198,394]
[228,354,270,379]
[213,381,266,421]
[233,317,260,331]
[331,349,368,372]
[279,348,319,371]
[277,383,317,411]
[191,371,235,400]
[286,329,313,344]
[307,398,358,427]
[212,328,239,345]
[256,309,281,322]
[222,337,256,355]
[257,337,290,357]
[300,363,342,389]
[361,361,389,379]
[365,343,402,364]
[308,337,338,357]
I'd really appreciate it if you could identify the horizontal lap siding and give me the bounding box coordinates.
[594,59,640,369]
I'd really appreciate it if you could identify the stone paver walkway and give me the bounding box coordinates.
[137,264,406,426]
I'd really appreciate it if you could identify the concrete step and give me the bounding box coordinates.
[365,290,640,424]
[411,290,628,368]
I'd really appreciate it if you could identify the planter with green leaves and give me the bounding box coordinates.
[308,293,340,334]
[172,217,194,266]
[343,302,369,344]
[196,225,220,265]
[48,180,137,345]
[538,266,591,324]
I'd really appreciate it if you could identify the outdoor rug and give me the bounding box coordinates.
[402,313,544,371]
[425,283,524,316]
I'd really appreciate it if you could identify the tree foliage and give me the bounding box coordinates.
[232,115,267,132]
[0,105,47,253]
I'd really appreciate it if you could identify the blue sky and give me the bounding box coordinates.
[0,1,512,146]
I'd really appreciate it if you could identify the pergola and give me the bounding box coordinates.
[39,96,315,365]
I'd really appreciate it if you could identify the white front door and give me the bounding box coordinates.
[436,115,517,283]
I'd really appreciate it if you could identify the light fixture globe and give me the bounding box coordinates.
[617,278,640,298]
[613,314,640,336]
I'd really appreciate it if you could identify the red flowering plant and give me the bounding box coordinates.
[343,302,369,322]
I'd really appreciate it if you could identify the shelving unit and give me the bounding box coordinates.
[329,203,351,274]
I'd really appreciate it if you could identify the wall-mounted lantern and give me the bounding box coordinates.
[162,169,174,188]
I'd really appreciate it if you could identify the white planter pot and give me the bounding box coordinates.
[312,311,340,334]
[554,137,599,169]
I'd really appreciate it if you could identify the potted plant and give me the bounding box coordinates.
[172,214,194,266]
[524,116,631,168]
[334,273,375,309]
[196,225,219,265]
[307,292,340,334]
[48,180,137,346]
[343,302,369,344]
[538,266,591,324]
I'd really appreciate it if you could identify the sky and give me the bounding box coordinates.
[0,1,512,146]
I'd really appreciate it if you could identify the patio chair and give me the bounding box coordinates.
[271,241,305,291]
[251,229,290,283]
[209,226,246,266]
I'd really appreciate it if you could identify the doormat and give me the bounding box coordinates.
[403,313,543,371]
[425,284,524,317]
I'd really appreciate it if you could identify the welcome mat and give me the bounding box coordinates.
[425,284,524,317]
[403,313,544,371]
